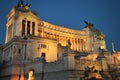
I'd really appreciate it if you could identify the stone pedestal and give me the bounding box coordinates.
[63,53,75,70]
[85,72,104,80]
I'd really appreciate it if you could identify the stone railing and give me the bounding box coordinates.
[44,59,66,73]
[75,58,101,71]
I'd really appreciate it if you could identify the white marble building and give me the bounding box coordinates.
[1,1,120,80]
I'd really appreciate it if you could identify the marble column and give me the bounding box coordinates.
[78,39,80,51]
[76,38,78,51]
[42,27,44,37]
[74,38,76,50]
[81,39,83,51]
[25,20,27,35]
[30,21,32,34]
[84,41,86,51]
[71,38,74,50]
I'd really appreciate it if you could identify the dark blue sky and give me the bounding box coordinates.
[0,0,120,51]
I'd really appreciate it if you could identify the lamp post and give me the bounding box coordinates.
[41,63,44,80]
[18,36,28,80]
[41,56,46,80]
[23,36,28,60]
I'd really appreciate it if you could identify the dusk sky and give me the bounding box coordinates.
[0,0,120,51]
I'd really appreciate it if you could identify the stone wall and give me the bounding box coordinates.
[75,58,101,71]
[0,45,3,63]
[25,58,66,74]
[24,56,84,80]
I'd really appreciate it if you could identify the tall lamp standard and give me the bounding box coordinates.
[21,36,28,80]
[18,36,28,80]
[41,55,46,80]
[23,36,28,60]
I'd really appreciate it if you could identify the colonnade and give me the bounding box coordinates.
[71,38,86,51]
[22,19,35,36]
[38,30,87,51]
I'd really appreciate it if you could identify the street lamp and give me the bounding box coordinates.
[18,36,28,80]
[41,56,46,80]
[22,36,28,60]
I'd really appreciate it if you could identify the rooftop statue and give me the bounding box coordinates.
[17,0,30,9]
[17,0,24,7]
[84,20,94,27]
[63,39,73,54]
[84,20,94,30]
[68,39,71,48]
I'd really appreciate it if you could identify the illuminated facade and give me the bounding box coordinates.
[0,1,120,80]
[4,0,106,62]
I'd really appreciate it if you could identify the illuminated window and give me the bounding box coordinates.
[41,44,47,48]
[28,69,34,80]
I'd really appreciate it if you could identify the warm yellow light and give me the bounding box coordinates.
[28,70,34,80]
[117,55,120,60]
